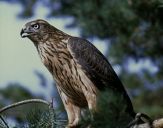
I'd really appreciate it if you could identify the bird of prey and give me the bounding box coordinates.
[21,19,135,127]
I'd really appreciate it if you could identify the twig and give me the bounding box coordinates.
[127,113,153,128]
[49,98,55,128]
[0,115,9,128]
[0,99,50,114]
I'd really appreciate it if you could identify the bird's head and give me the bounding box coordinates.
[20,19,52,42]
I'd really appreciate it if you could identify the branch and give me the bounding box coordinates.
[128,113,163,128]
[0,115,9,128]
[131,118,163,128]
[0,99,50,114]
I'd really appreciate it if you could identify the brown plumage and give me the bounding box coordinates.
[21,19,135,127]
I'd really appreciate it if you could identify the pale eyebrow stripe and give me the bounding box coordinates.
[31,22,37,26]
[37,20,48,24]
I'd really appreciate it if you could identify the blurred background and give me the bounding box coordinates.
[0,0,163,127]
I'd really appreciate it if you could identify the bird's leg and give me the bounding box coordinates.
[85,93,97,123]
[73,105,81,125]
[64,102,75,126]
[81,81,97,123]
[65,104,81,128]
[67,105,81,128]
[56,87,76,126]
[59,93,81,127]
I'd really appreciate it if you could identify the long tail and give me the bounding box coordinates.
[112,77,136,118]
[122,87,136,117]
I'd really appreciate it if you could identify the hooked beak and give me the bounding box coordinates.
[20,29,29,38]
[20,27,33,38]
[20,29,25,38]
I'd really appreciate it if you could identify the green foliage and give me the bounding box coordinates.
[0,84,33,101]
[0,83,37,109]
[0,106,66,128]
[0,86,135,127]
[0,97,66,128]
[24,107,66,128]
[90,90,133,128]
[134,88,163,118]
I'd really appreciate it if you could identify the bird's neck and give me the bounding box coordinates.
[36,35,71,78]
[36,34,70,63]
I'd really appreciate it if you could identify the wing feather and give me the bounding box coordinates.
[67,37,135,117]
[68,37,124,92]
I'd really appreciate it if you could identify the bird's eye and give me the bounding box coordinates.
[32,24,40,29]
